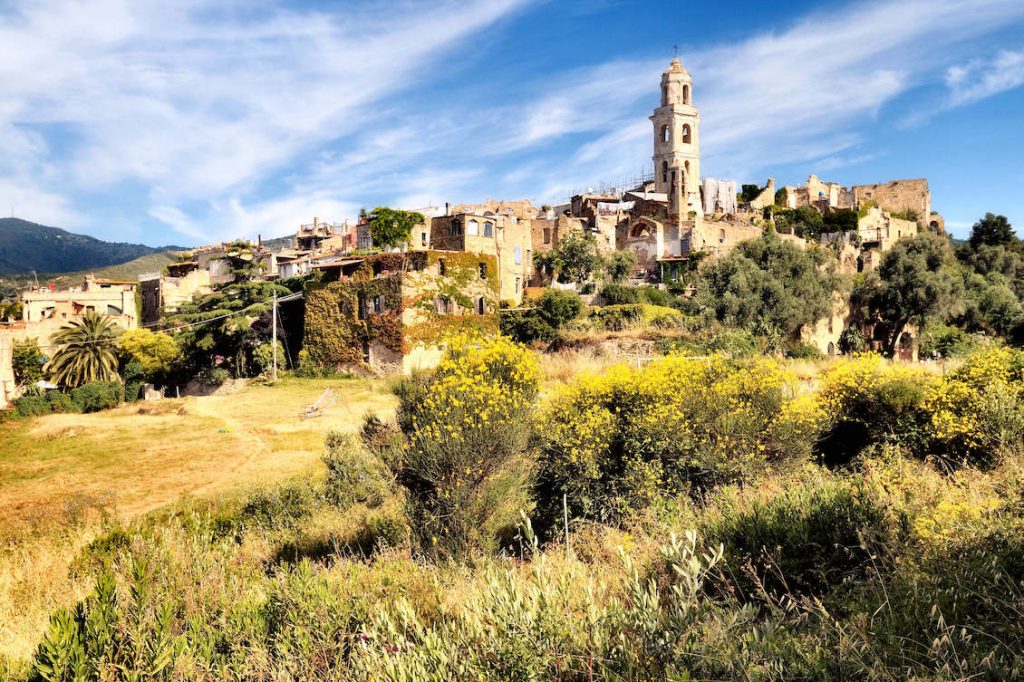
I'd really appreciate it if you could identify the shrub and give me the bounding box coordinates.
[390,335,540,556]
[784,342,823,359]
[919,323,979,358]
[322,430,391,509]
[200,367,231,386]
[535,289,583,328]
[238,482,316,531]
[591,304,681,331]
[816,355,934,464]
[535,355,823,528]
[253,340,286,375]
[46,391,79,414]
[499,310,557,345]
[701,475,898,599]
[924,346,1024,465]
[14,394,51,417]
[600,284,674,307]
[69,381,123,413]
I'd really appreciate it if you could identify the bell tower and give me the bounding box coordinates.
[651,58,700,220]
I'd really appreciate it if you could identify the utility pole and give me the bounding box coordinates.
[271,289,278,383]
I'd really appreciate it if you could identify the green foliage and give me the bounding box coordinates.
[784,342,823,359]
[590,303,681,331]
[367,207,425,248]
[12,337,45,387]
[858,233,963,355]
[535,289,582,328]
[552,230,603,287]
[14,394,51,417]
[69,381,123,413]
[822,208,858,233]
[167,278,300,379]
[600,284,675,307]
[217,241,267,283]
[45,312,122,388]
[252,340,285,376]
[118,328,180,382]
[774,205,824,238]
[303,273,403,368]
[604,250,637,284]
[322,431,391,509]
[499,289,582,345]
[918,323,980,358]
[387,336,540,556]
[702,475,898,599]
[969,212,1017,249]
[696,230,838,341]
[535,356,821,528]
[774,187,788,206]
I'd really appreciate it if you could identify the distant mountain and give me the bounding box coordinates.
[0,217,189,275]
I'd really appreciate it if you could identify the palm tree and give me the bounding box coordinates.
[45,312,122,388]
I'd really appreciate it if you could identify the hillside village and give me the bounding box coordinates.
[1,58,943,408]
[5,13,1024,678]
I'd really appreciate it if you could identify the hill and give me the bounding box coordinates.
[0,217,187,276]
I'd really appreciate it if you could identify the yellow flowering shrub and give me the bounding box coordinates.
[924,346,1024,464]
[816,354,936,463]
[535,354,823,525]
[393,334,540,555]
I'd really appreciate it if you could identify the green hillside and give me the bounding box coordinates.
[0,217,187,275]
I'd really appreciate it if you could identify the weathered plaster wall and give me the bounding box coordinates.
[852,179,930,226]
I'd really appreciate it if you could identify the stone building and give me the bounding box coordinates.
[21,275,138,332]
[139,263,212,325]
[303,251,499,374]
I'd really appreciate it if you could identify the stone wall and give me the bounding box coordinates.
[852,179,930,226]
[0,334,14,409]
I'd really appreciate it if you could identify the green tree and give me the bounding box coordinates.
[118,328,181,381]
[774,205,825,239]
[12,338,46,387]
[45,313,122,388]
[536,289,583,328]
[968,213,1016,249]
[696,229,838,340]
[861,233,962,355]
[605,250,637,284]
[218,241,266,283]
[553,231,602,287]
[367,207,425,248]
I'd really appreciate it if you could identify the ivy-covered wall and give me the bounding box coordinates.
[303,251,500,372]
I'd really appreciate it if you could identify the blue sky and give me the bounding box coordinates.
[1,0,1023,246]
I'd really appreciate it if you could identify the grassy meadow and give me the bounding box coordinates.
[4,343,1024,680]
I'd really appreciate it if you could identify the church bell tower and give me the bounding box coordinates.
[651,58,701,221]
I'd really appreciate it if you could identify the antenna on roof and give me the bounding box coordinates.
[673,44,678,57]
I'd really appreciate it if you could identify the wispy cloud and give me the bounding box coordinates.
[1,0,1023,245]
[947,49,1024,105]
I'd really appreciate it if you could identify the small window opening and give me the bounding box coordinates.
[478,263,487,280]
[681,124,691,144]
[438,258,446,276]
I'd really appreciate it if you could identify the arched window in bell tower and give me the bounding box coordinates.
[682,84,690,104]
[681,124,691,144]
[660,125,670,143]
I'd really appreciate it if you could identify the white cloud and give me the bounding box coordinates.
[946,49,1024,105]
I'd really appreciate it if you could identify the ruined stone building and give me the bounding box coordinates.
[20,275,138,332]
[139,261,213,325]
[303,251,499,374]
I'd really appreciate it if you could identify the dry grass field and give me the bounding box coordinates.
[0,375,397,667]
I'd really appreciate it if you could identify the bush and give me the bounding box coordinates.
[69,381,123,413]
[535,355,823,528]
[784,342,823,359]
[535,289,583,328]
[701,475,898,599]
[46,391,79,414]
[499,310,557,345]
[238,482,316,531]
[253,340,286,375]
[924,346,1024,465]
[600,284,675,307]
[591,304,681,331]
[322,430,391,509]
[390,335,540,556]
[816,355,934,464]
[14,394,51,417]
[200,367,231,386]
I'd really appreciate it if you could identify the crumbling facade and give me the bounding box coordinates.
[21,275,138,332]
[304,251,499,374]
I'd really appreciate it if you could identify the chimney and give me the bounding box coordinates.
[257,234,262,247]
[445,202,450,216]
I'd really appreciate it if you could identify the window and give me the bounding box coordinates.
[515,277,521,294]
[358,296,368,320]
[362,339,371,364]
[467,219,479,236]
[438,258,446,276]
[436,296,453,314]
[476,297,486,315]
[543,227,551,244]
[514,246,522,265]
[421,231,427,246]
[526,250,531,268]
[373,295,383,313]
[450,221,462,236]
[660,125,669,143]
[682,84,690,104]
[681,124,691,144]
[484,221,494,237]
[478,263,487,280]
